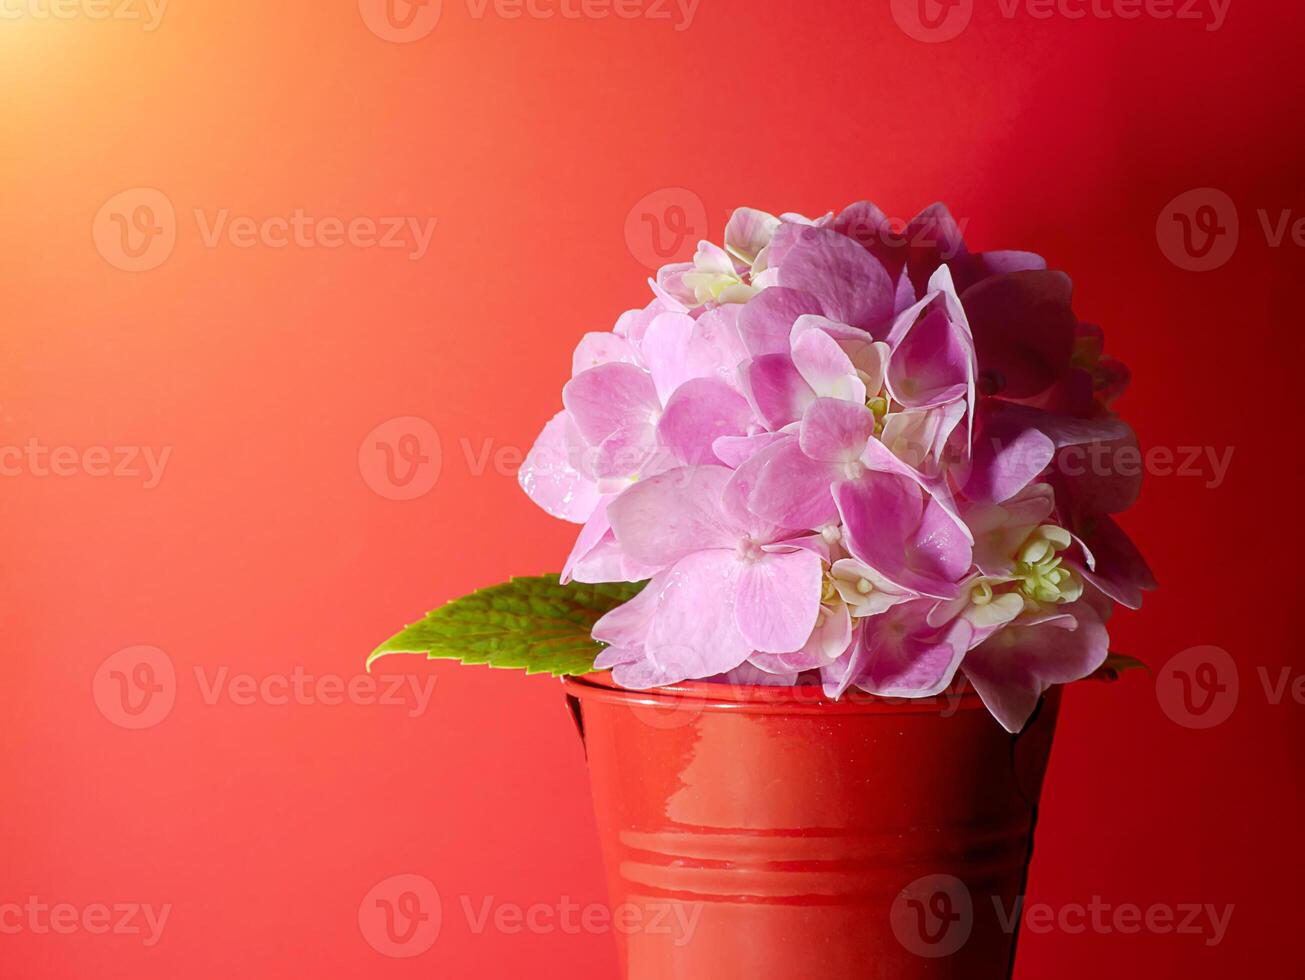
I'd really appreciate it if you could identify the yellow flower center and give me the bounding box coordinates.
[1012,525,1081,605]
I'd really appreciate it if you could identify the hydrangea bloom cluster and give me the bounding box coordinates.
[519,201,1154,731]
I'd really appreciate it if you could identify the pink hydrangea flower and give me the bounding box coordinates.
[519,200,1154,731]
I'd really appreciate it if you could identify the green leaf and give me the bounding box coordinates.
[367,575,646,677]
[1093,652,1149,681]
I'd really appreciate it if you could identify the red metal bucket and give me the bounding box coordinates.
[563,673,1061,979]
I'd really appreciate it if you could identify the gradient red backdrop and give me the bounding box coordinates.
[3,1,1301,976]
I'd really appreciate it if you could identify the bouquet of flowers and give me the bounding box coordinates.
[374,201,1154,733]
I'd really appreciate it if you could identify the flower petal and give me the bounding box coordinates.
[571,332,637,377]
[886,306,971,408]
[964,270,1077,399]
[563,362,660,446]
[792,325,868,403]
[518,410,602,523]
[607,465,740,568]
[835,473,969,599]
[854,600,973,698]
[962,600,1109,732]
[735,548,824,653]
[658,378,753,466]
[799,397,875,463]
[776,226,895,330]
[748,439,841,530]
[742,353,815,430]
[645,550,752,678]
[738,287,825,357]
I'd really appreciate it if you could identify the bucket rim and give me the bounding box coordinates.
[561,671,992,716]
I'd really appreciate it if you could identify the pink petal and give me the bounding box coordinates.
[725,661,800,686]
[650,263,695,311]
[711,430,790,469]
[721,437,800,542]
[962,601,1109,732]
[725,207,780,264]
[735,548,824,653]
[964,414,1056,504]
[571,332,637,377]
[752,601,854,672]
[595,645,640,670]
[607,465,739,568]
[963,270,1077,399]
[742,353,815,430]
[776,226,895,330]
[879,402,966,473]
[613,302,662,346]
[859,437,971,543]
[612,654,696,689]
[903,203,968,295]
[687,305,749,389]
[738,287,825,357]
[562,362,660,446]
[645,550,752,678]
[886,306,970,408]
[1073,513,1156,609]
[592,422,659,487]
[658,378,753,466]
[854,600,972,698]
[799,397,875,463]
[835,474,968,599]
[964,485,1056,577]
[561,502,614,584]
[640,311,696,403]
[518,411,602,523]
[592,577,662,647]
[748,439,840,531]
[792,326,868,403]
[567,530,662,584]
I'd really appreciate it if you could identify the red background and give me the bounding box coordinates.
[2,0,1301,976]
